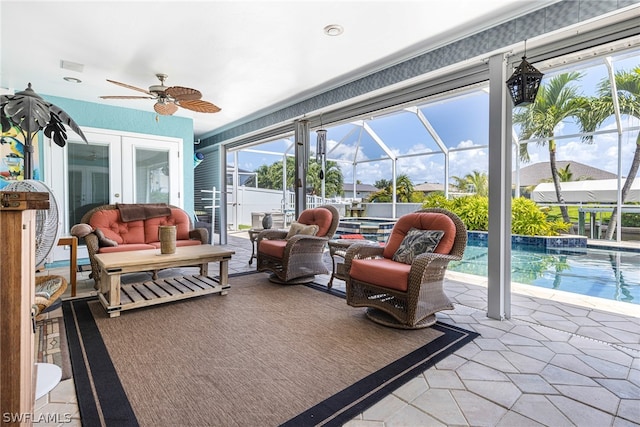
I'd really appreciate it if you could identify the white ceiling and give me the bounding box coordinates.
[1,1,557,138]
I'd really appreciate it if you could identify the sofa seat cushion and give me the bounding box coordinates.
[350,258,410,292]
[148,239,203,249]
[258,239,287,259]
[89,210,145,244]
[144,208,192,243]
[97,243,156,253]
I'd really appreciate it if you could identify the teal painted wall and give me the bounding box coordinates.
[42,95,196,216]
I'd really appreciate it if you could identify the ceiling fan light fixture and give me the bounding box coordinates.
[102,74,220,115]
[154,101,178,115]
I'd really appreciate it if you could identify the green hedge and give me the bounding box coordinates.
[422,194,570,236]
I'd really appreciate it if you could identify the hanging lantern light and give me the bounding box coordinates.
[506,42,544,107]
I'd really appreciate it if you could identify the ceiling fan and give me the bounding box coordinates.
[100,73,220,116]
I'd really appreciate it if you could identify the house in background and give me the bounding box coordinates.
[414,182,448,195]
[513,161,618,197]
[342,183,379,200]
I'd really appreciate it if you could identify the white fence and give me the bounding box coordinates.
[223,186,425,230]
[226,187,329,230]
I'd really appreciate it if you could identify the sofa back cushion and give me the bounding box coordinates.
[382,212,456,260]
[144,208,191,243]
[297,207,334,237]
[89,209,145,245]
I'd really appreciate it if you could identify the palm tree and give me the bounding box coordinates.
[557,163,573,182]
[395,174,414,202]
[451,170,488,196]
[513,72,586,224]
[367,174,415,202]
[576,66,640,240]
[307,160,343,197]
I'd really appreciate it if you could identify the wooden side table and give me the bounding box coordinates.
[57,236,78,296]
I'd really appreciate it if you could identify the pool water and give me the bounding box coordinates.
[449,245,640,305]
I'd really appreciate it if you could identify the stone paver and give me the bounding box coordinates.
[40,233,640,426]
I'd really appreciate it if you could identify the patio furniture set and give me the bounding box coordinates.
[76,202,466,329]
[74,203,234,317]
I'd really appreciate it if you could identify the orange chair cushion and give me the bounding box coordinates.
[89,210,144,245]
[297,207,333,237]
[383,212,456,260]
[144,208,192,243]
[350,258,411,292]
[258,239,287,259]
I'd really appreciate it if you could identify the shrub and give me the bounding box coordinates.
[449,195,489,231]
[511,197,570,236]
[621,208,640,227]
[422,195,571,236]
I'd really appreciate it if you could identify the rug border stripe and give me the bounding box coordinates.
[63,298,139,427]
[281,322,478,426]
[62,300,103,427]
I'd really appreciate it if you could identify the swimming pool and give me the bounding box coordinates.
[450,245,640,305]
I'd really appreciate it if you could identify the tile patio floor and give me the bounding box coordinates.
[35,231,639,426]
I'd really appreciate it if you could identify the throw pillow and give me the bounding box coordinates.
[70,223,93,238]
[95,228,118,247]
[392,228,444,264]
[285,221,319,239]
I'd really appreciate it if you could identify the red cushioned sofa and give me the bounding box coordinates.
[77,204,208,288]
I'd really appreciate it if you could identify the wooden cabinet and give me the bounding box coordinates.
[0,191,49,426]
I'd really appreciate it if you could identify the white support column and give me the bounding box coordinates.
[487,53,512,320]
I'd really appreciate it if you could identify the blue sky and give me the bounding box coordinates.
[230,49,640,188]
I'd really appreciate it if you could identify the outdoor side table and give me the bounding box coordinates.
[327,239,360,288]
[248,228,264,265]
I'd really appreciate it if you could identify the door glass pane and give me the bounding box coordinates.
[68,143,110,227]
[136,148,169,204]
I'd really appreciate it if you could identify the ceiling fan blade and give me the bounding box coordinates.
[166,86,202,101]
[106,79,154,96]
[178,99,221,113]
[154,101,179,115]
[100,95,155,99]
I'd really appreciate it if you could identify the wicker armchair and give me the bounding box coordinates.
[344,208,467,329]
[34,275,68,318]
[79,204,208,288]
[256,205,339,284]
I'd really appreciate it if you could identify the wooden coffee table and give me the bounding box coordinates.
[94,244,235,317]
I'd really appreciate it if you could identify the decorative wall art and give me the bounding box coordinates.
[0,125,39,188]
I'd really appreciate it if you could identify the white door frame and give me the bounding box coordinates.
[45,127,184,263]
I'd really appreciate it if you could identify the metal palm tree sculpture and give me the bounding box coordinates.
[1,83,88,179]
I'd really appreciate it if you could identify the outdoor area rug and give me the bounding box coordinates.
[62,272,478,427]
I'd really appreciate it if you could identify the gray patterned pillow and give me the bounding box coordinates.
[392,228,444,264]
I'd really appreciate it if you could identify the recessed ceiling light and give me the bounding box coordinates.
[63,76,82,83]
[324,24,343,37]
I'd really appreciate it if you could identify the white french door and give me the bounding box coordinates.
[46,128,183,262]
[120,136,181,205]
